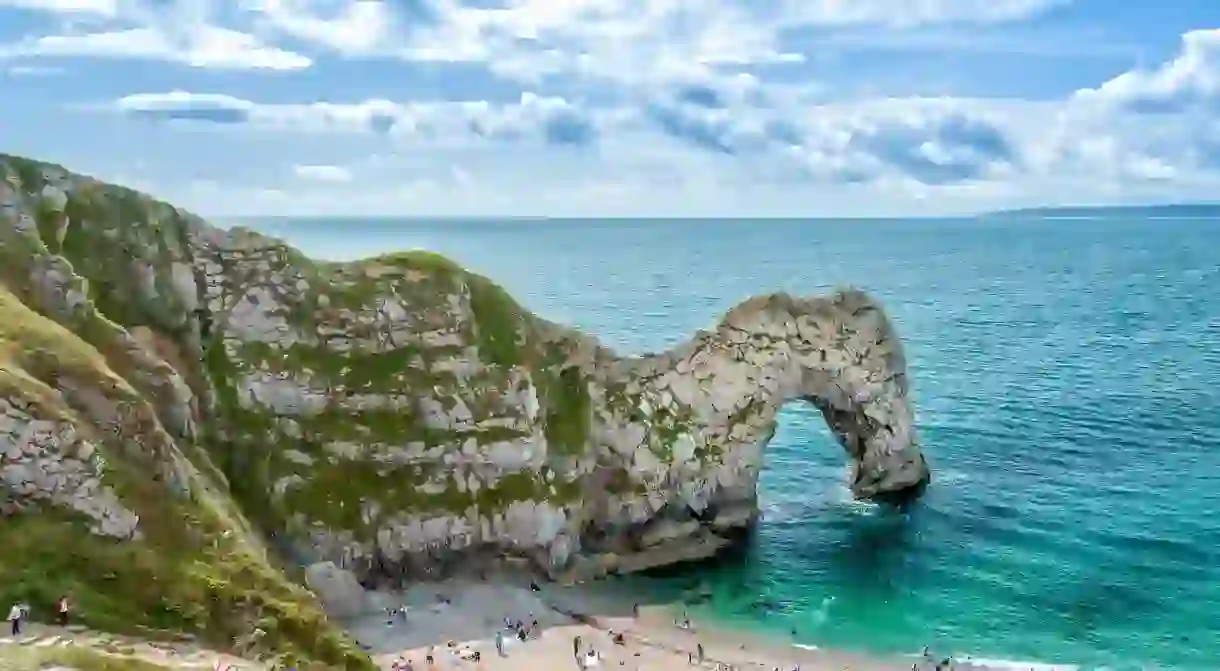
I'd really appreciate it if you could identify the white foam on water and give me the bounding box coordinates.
[936,469,971,486]
[792,644,819,651]
[808,596,835,628]
[951,655,1079,671]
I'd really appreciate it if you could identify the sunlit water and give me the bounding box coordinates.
[246,217,1220,670]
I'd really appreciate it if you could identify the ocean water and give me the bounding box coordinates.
[244,217,1220,670]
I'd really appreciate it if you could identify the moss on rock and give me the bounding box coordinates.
[1,156,375,670]
[1,151,929,657]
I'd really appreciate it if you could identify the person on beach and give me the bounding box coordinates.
[425,646,434,666]
[574,634,582,658]
[495,630,505,657]
[697,643,704,662]
[55,596,69,626]
[7,602,22,636]
[632,603,639,618]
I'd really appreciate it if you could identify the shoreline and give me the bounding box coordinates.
[325,570,1077,671]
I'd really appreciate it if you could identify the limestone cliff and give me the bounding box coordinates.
[0,153,928,653]
[0,155,372,670]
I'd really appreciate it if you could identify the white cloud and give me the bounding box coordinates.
[0,0,311,69]
[111,90,601,148]
[0,0,1069,77]
[247,0,397,54]
[0,0,116,15]
[0,25,311,69]
[293,163,353,182]
[3,0,1219,215]
[4,63,64,75]
[97,17,1220,209]
[385,0,1069,85]
[778,0,1067,28]
[1072,28,1220,113]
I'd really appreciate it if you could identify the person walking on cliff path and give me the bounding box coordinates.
[7,602,22,636]
[55,596,70,626]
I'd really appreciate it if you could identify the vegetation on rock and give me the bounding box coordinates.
[1,155,374,670]
[0,151,928,667]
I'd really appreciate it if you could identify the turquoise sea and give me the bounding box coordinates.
[246,217,1220,671]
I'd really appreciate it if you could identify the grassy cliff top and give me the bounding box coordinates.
[0,154,377,669]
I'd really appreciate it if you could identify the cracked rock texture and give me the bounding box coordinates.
[0,152,928,640]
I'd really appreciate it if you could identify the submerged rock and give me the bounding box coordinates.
[0,152,929,608]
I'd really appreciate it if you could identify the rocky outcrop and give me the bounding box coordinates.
[195,236,930,580]
[0,152,928,645]
[0,155,375,670]
[0,395,139,539]
[304,562,369,618]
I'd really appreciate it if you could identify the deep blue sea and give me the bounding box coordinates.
[245,217,1220,671]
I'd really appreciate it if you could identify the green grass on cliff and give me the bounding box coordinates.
[358,249,526,367]
[0,646,180,671]
[0,287,373,671]
[202,246,596,529]
[4,153,601,620]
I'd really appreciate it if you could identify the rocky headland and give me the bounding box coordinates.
[0,153,929,668]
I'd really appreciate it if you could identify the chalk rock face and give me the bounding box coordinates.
[0,152,930,590]
[304,561,368,618]
[0,154,375,669]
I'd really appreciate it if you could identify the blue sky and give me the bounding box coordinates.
[1,0,1217,217]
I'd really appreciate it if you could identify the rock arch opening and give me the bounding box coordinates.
[581,289,931,575]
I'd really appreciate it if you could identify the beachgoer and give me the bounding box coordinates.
[7,603,21,636]
[55,596,69,626]
[495,630,505,656]
[425,646,434,665]
[697,643,704,662]
[632,603,639,618]
[574,635,582,658]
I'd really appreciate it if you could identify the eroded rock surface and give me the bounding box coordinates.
[0,153,930,596]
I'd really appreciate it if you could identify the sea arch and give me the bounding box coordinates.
[585,288,931,557]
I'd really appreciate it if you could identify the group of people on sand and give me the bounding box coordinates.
[386,605,541,670]
[916,646,957,670]
[572,633,606,669]
[6,596,71,635]
[502,614,541,642]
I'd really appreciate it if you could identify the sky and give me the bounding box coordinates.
[0,1,1218,217]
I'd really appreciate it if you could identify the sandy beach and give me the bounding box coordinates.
[334,574,1056,671]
